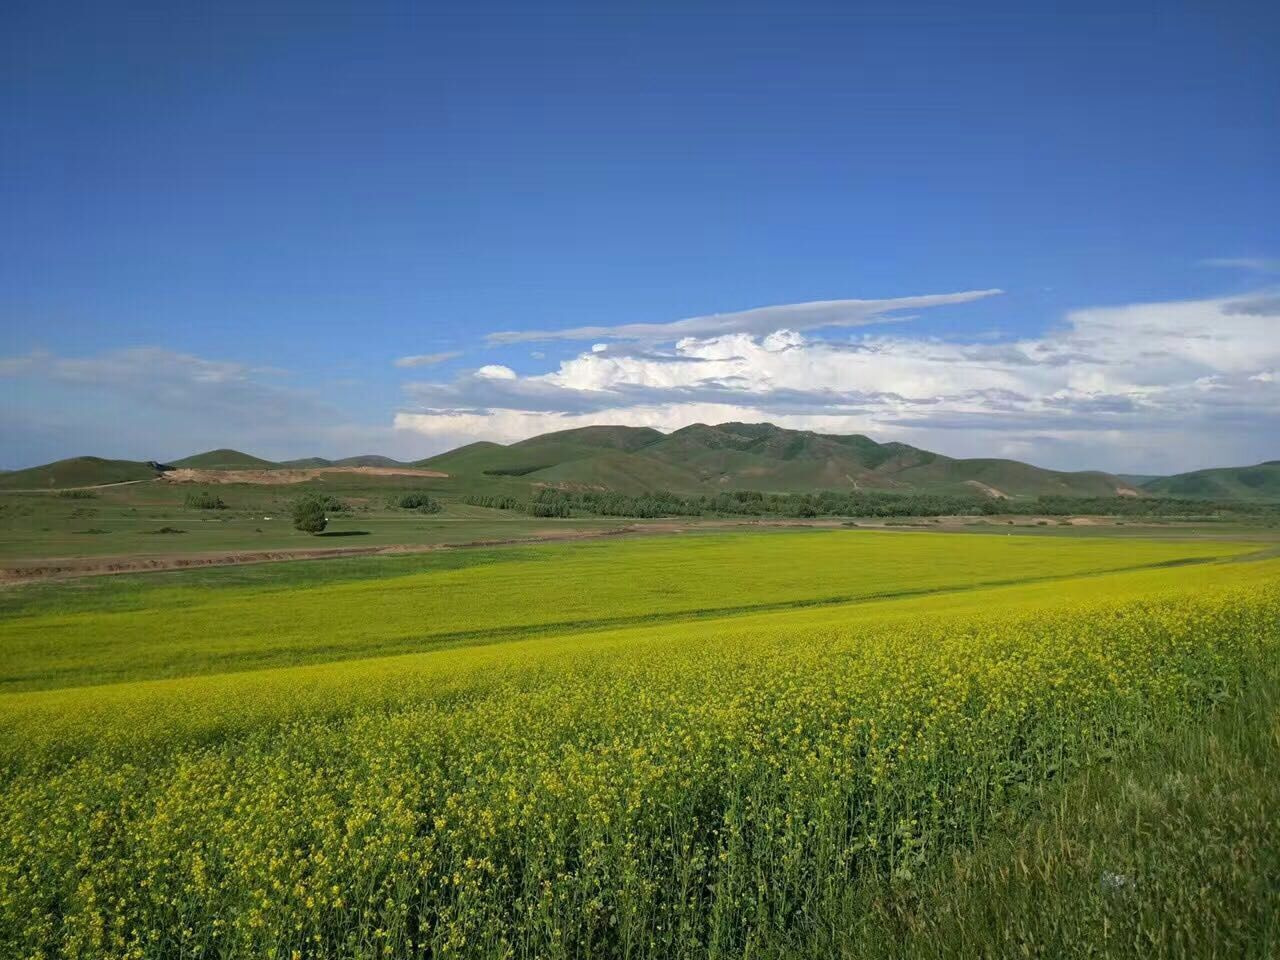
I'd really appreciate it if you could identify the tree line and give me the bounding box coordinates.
[464,487,1278,520]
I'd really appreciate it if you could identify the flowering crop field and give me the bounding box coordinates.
[0,531,1277,958]
[0,531,1250,691]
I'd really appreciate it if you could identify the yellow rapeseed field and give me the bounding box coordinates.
[0,534,1276,958]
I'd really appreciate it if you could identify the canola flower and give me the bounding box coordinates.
[0,561,1276,959]
[0,530,1248,693]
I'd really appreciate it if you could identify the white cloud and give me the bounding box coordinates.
[398,292,1280,473]
[485,289,1003,344]
[474,364,518,380]
[394,351,461,368]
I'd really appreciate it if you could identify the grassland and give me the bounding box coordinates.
[2,466,1275,575]
[0,475,589,563]
[0,528,1277,958]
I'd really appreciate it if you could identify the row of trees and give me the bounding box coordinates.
[466,487,1278,521]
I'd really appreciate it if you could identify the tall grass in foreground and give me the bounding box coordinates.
[0,583,1277,958]
[786,669,1280,959]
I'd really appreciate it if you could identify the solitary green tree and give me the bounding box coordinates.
[291,494,328,534]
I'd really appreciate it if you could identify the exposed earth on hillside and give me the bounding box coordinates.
[161,465,449,485]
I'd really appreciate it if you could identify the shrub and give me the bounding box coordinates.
[56,489,97,499]
[397,493,442,513]
[291,495,329,534]
[184,491,227,510]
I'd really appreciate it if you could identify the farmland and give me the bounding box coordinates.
[1,528,1278,958]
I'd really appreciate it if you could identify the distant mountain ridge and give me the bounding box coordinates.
[2,426,1274,500]
[1141,460,1280,501]
[419,422,1140,498]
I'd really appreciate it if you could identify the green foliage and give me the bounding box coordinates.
[290,494,329,534]
[477,487,1280,520]
[396,492,442,513]
[55,489,97,500]
[182,490,226,510]
[463,494,526,511]
[801,672,1280,959]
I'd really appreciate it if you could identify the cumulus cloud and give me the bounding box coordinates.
[485,289,1003,344]
[394,351,461,368]
[474,364,518,380]
[398,292,1280,473]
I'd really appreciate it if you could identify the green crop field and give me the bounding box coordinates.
[1,530,1277,958]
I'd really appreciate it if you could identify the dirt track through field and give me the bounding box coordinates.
[0,527,642,582]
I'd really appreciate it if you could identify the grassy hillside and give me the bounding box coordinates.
[0,456,160,490]
[1143,461,1280,501]
[169,448,280,470]
[417,440,515,472]
[332,454,411,468]
[894,457,1138,497]
[513,424,665,452]
[420,421,1137,498]
[526,449,704,492]
[10,423,1226,500]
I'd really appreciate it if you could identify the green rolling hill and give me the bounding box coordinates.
[419,422,1140,498]
[0,456,162,490]
[169,449,280,470]
[1142,461,1280,501]
[332,455,412,468]
[15,424,1259,500]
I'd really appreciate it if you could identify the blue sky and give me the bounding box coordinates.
[2,1,1277,473]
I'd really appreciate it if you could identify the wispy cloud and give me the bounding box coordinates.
[1199,257,1280,274]
[485,289,1004,344]
[0,346,417,463]
[394,351,462,368]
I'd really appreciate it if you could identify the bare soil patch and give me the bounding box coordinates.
[0,525,648,583]
[964,479,1009,499]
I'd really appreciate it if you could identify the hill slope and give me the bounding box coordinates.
[170,449,280,470]
[0,456,161,490]
[333,455,412,468]
[6,423,1192,498]
[1142,462,1280,501]
[424,422,1138,498]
